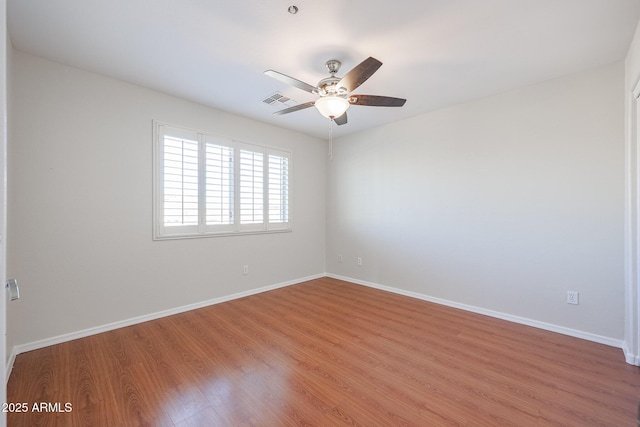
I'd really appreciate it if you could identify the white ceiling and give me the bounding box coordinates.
[7,0,640,140]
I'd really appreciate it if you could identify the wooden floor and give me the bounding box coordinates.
[7,277,640,426]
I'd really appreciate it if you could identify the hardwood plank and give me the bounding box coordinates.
[7,277,640,426]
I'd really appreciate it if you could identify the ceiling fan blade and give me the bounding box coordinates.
[349,94,406,107]
[334,112,348,125]
[338,57,383,93]
[264,70,317,94]
[273,101,315,115]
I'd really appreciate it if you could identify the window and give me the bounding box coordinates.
[153,122,291,239]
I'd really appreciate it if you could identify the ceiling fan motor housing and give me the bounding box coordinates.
[317,76,347,96]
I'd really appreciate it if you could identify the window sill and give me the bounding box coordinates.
[153,228,292,241]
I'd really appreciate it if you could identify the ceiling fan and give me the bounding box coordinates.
[264,57,406,125]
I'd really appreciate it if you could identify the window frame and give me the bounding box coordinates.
[153,121,292,240]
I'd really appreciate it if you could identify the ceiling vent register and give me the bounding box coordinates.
[262,92,296,108]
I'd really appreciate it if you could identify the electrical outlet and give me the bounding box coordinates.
[337,255,343,262]
[243,265,249,275]
[567,291,579,305]
[357,257,363,266]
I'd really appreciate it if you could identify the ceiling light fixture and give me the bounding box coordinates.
[315,96,350,120]
[288,5,298,14]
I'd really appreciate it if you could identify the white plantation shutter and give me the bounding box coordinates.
[268,150,289,227]
[239,147,264,227]
[163,136,199,226]
[153,121,291,239]
[205,141,234,231]
[155,124,201,237]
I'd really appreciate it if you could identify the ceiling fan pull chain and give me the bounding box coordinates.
[328,119,333,160]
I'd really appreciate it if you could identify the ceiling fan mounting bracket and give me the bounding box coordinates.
[325,59,341,75]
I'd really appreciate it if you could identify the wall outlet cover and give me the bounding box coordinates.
[567,291,579,305]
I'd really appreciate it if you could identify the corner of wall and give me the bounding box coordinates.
[623,341,640,366]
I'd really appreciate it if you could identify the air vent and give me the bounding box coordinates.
[262,92,296,108]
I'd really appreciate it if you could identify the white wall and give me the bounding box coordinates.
[7,51,327,350]
[327,62,625,341]
[624,19,640,364]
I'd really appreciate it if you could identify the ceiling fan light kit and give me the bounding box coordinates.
[315,96,349,119]
[264,57,406,126]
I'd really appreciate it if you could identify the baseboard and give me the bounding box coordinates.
[623,342,640,366]
[7,273,325,380]
[5,345,17,385]
[327,273,624,350]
